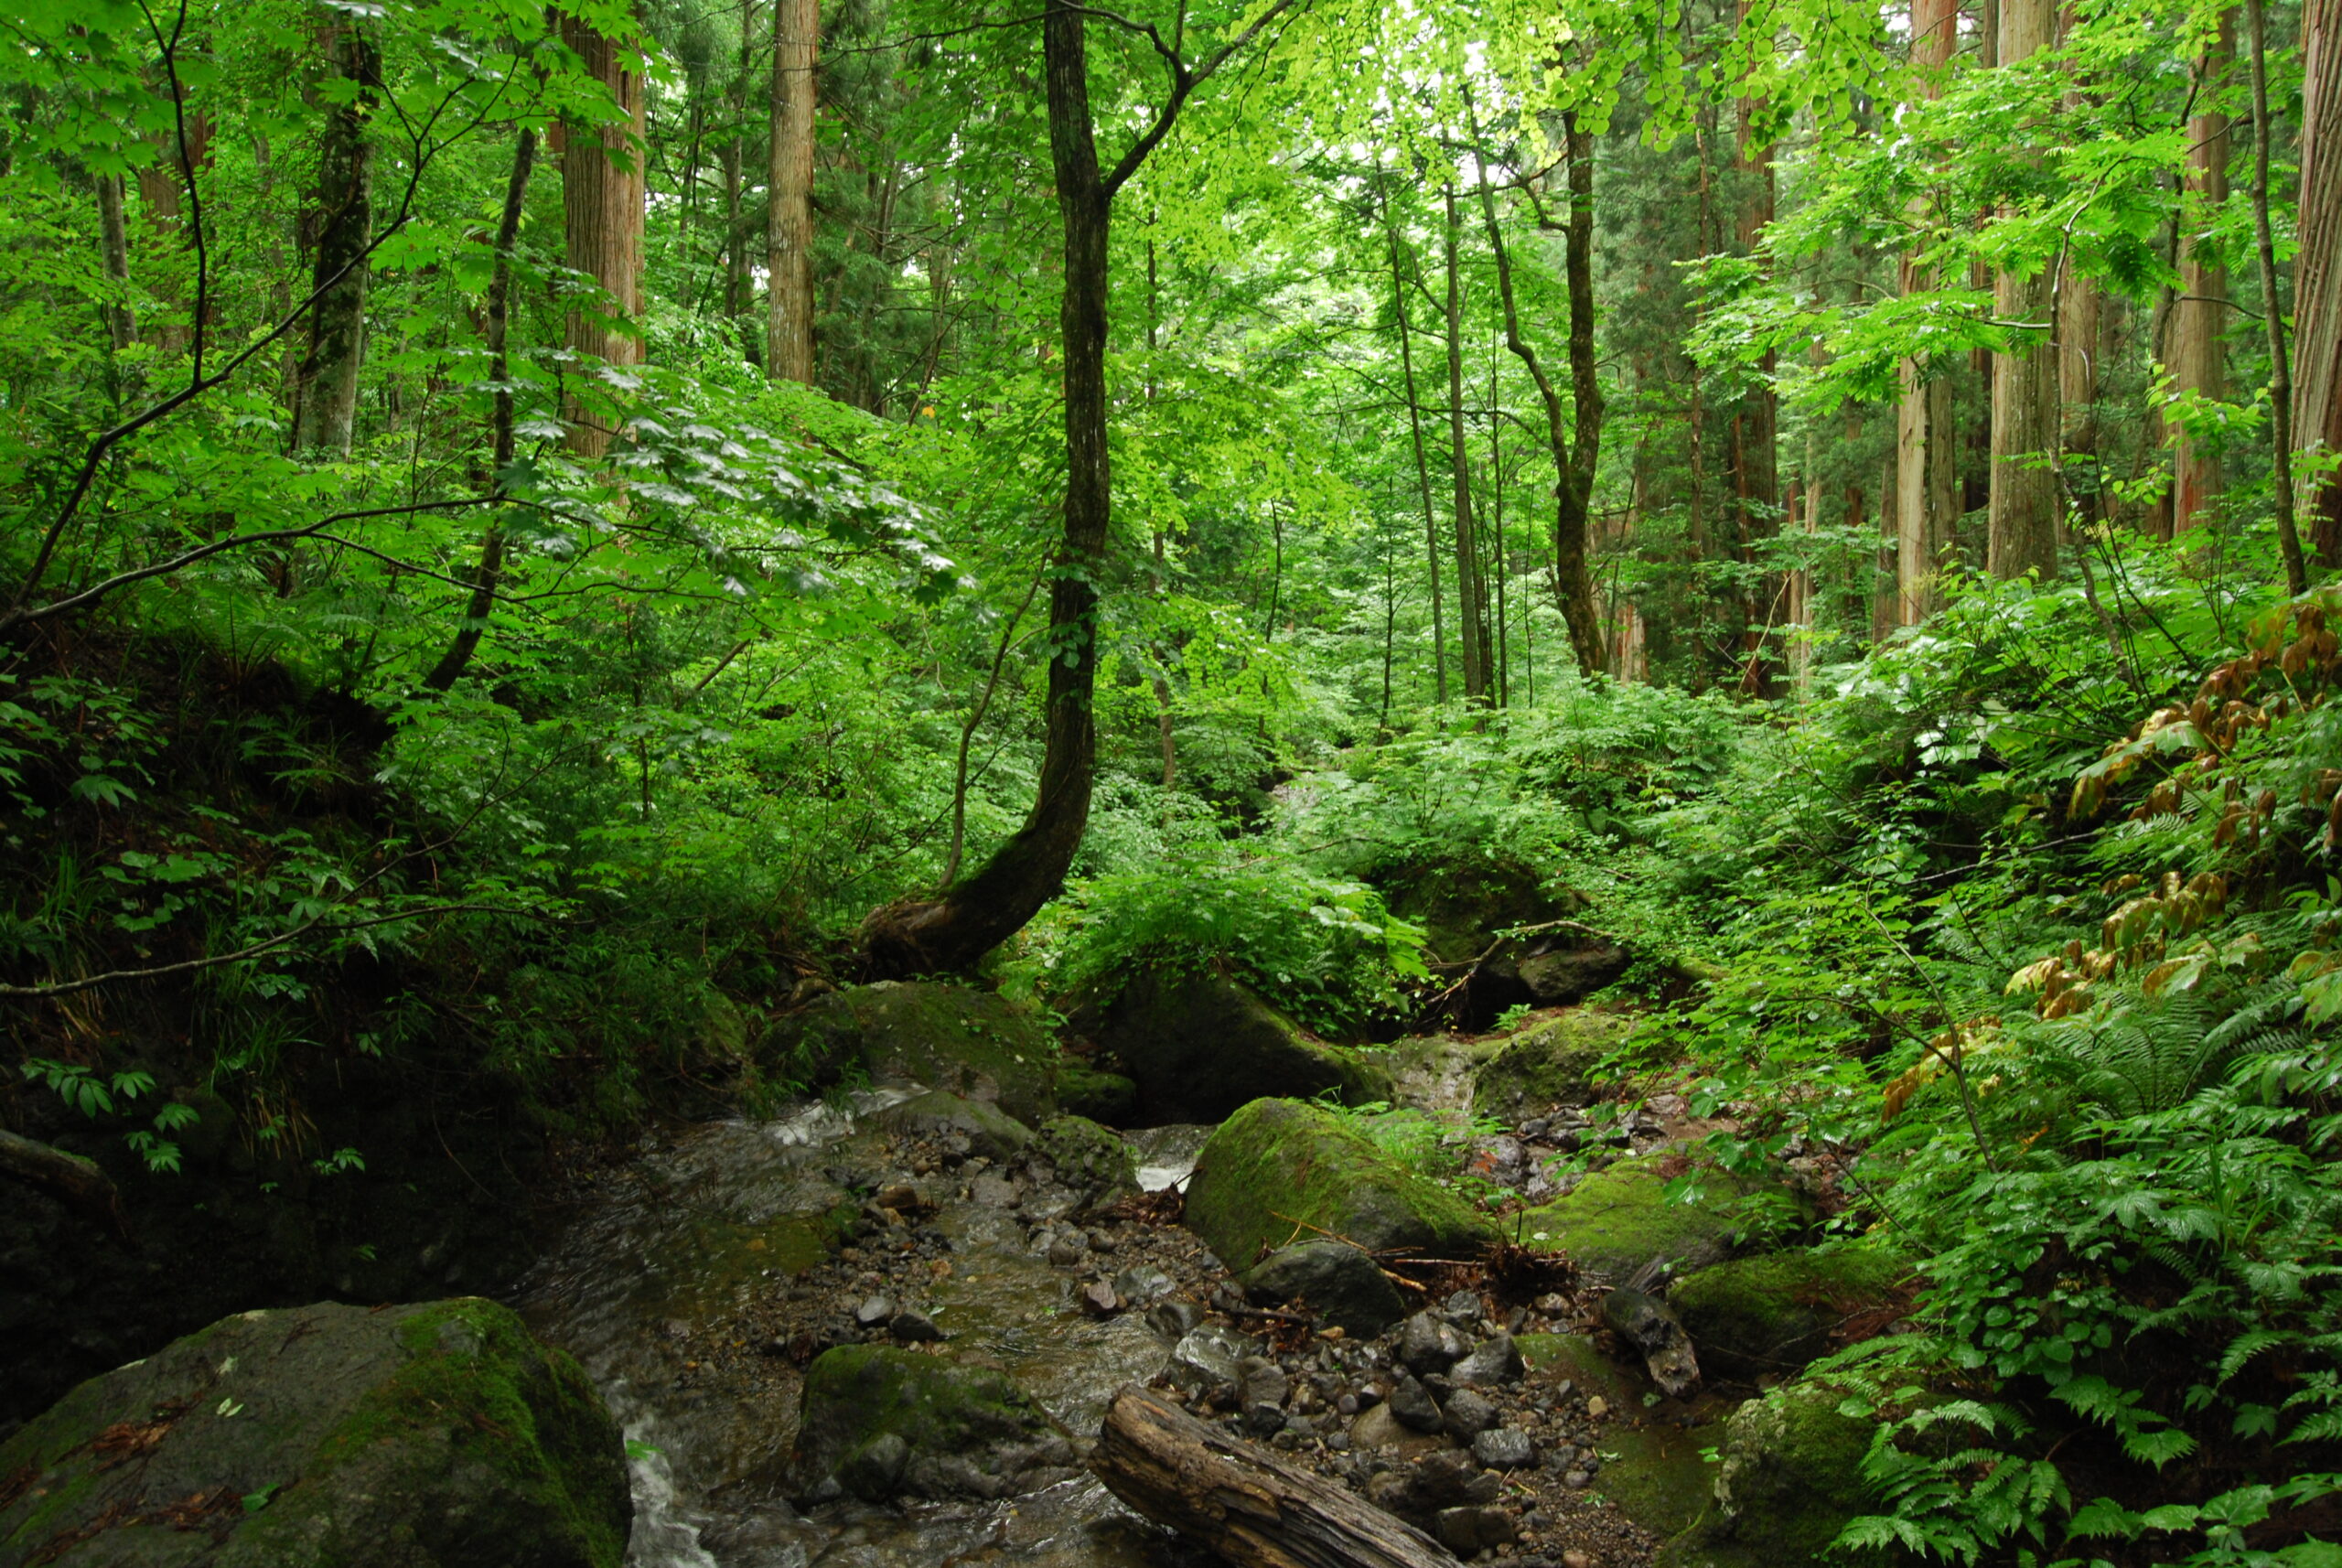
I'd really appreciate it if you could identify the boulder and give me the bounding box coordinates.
[1469,1012,1636,1123]
[1055,1063,1137,1124]
[1238,1240,1405,1337]
[764,983,1058,1124]
[1028,1115,1140,1215]
[1517,1155,1774,1283]
[0,1298,628,1568]
[1671,1245,1912,1380]
[877,1090,1034,1161]
[1097,968,1391,1124]
[785,1345,1074,1504]
[1712,1379,1879,1563]
[1516,940,1632,1004]
[1183,1099,1491,1273]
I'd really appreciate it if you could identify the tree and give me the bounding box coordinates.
[1986,0,2061,579]
[2169,7,2232,534]
[291,13,381,457]
[861,0,1300,973]
[1444,184,1489,702]
[2294,0,2342,570]
[1896,0,1960,623]
[767,0,818,384]
[556,10,647,458]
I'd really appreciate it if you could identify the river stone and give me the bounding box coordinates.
[1184,1099,1490,1273]
[1517,1154,1777,1283]
[1098,967,1392,1123]
[786,1345,1071,1504]
[1441,1387,1498,1440]
[1671,1245,1912,1380]
[1516,941,1632,1004]
[763,983,1059,1124]
[1388,1374,1444,1432]
[877,1089,1034,1162]
[1400,1311,1471,1375]
[1449,1330,1526,1388]
[1239,1240,1407,1337]
[0,1298,629,1568]
[1470,1011,1638,1122]
[1474,1426,1537,1468]
[1166,1325,1255,1399]
[1030,1115,1141,1214]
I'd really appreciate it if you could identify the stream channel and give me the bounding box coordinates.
[513,1088,1220,1568]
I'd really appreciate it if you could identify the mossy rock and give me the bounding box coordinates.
[1184,1098,1492,1271]
[763,982,1058,1124]
[0,1298,628,1567]
[1055,1063,1137,1124]
[1518,1155,1776,1283]
[1515,1333,1647,1410]
[1469,1011,1637,1122]
[1381,856,1568,964]
[1671,1245,1914,1380]
[1097,966,1392,1124]
[877,1089,1034,1161]
[1595,1417,1735,1544]
[1030,1115,1140,1213]
[1709,1378,1883,1563]
[785,1345,1074,1504]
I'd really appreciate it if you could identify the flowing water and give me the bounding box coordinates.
[512,1091,1219,1568]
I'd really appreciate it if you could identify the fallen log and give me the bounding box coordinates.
[0,1127,131,1238]
[1092,1385,1461,1568]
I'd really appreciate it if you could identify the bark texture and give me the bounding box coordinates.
[766,0,819,384]
[2171,9,2233,532]
[557,13,646,457]
[1732,70,1780,690]
[94,173,134,351]
[1897,0,1959,629]
[1092,1386,1462,1568]
[293,15,381,457]
[2295,0,2342,568]
[1987,0,2062,579]
[1443,186,1488,702]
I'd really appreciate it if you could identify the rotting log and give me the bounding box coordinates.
[1093,1385,1463,1568]
[0,1127,130,1237]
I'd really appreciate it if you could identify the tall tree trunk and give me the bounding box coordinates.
[1474,117,1605,676]
[1443,185,1488,703]
[93,173,134,351]
[1875,453,1900,641]
[2171,8,2233,532]
[134,107,213,360]
[2295,0,2342,569]
[422,131,537,693]
[1732,71,1780,693]
[556,12,645,458]
[1377,177,1447,703]
[2246,0,2310,591]
[767,0,818,384]
[293,13,380,457]
[1987,0,2062,578]
[1896,0,1960,622]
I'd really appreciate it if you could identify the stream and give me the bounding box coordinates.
[512,1090,1220,1568]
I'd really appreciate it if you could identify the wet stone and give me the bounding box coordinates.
[1146,1299,1204,1340]
[1437,1504,1519,1556]
[1081,1280,1120,1316]
[854,1295,896,1326]
[1401,1311,1470,1374]
[971,1173,1021,1207]
[1443,1387,1498,1440]
[888,1309,941,1343]
[1474,1426,1536,1468]
[1167,1324,1255,1399]
[1449,1330,1526,1388]
[1389,1374,1444,1432]
[1113,1264,1175,1305]
[1047,1233,1089,1266]
[1445,1289,1485,1325]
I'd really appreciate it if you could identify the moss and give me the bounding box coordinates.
[1101,969,1393,1123]
[1183,1099,1491,1269]
[767,983,1058,1123]
[1594,1417,1733,1543]
[1031,1115,1138,1208]
[1056,1064,1136,1123]
[1671,1245,1913,1379]
[1710,1379,1883,1564]
[1515,1333,1646,1410]
[789,1345,1057,1498]
[1518,1155,1771,1283]
[1469,1011,1636,1121]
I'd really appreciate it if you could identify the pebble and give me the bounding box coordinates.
[1389,1374,1443,1432]
[854,1295,895,1326]
[888,1309,942,1343]
[1047,1233,1089,1266]
[1585,1396,1608,1419]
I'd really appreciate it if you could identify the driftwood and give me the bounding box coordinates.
[0,1128,130,1238]
[1092,1385,1462,1568]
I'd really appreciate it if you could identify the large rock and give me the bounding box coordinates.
[1238,1240,1406,1336]
[1055,1063,1137,1124]
[1518,1155,1775,1283]
[765,982,1058,1123]
[1671,1245,1912,1380]
[1098,968,1391,1124]
[877,1089,1034,1161]
[785,1345,1074,1503]
[1711,1379,1879,1562]
[1469,1011,1635,1122]
[0,1298,629,1568]
[1184,1099,1490,1272]
[1515,940,1632,1004]
[1029,1115,1141,1214]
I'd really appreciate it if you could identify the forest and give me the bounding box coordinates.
[4,0,2342,1563]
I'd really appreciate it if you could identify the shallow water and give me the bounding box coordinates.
[513,1092,1213,1568]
